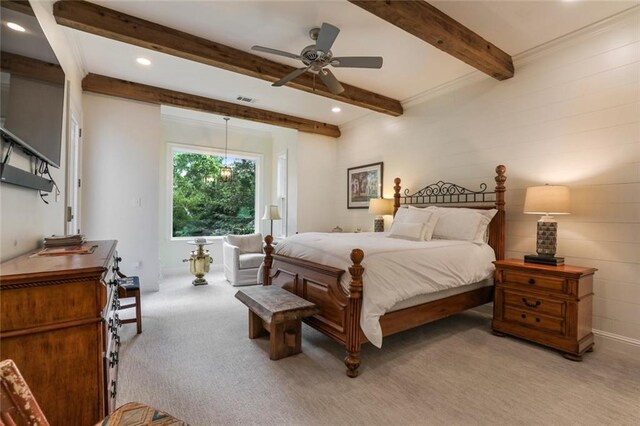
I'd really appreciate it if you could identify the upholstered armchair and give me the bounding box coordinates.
[222,233,265,286]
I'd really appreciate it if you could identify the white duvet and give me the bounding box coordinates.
[269,232,495,348]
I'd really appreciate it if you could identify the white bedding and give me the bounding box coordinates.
[268,232,496,348]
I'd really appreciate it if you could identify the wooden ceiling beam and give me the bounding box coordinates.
[348,0,514,81]
[82,74,341,138]
[0,1,35,16]
[54,1,403,117]
[1,52,65,85]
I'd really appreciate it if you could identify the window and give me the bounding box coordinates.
[170,145,260,238]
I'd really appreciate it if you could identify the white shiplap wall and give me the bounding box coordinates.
[335,10,640,347]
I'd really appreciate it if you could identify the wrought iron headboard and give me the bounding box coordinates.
[392,165,507,260]
[399,181,495,206]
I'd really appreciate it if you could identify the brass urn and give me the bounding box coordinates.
[183,239,213,286]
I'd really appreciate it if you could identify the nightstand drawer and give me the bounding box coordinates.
[503,271,566,293]
[504,307,564,334]
[503,291,565,317]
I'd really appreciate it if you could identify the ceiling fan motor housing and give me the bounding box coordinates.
[301,45,332,71]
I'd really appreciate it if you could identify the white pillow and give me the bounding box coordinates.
[427,207,497,242]
[392,206,409,223]
[388,222,425,241]
[224,233,263,254]
[406,206,439,240]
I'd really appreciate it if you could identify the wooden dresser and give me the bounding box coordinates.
[0,240,121,425]
[492,259,597,360]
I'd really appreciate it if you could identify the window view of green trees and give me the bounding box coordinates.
[172,151,256,237]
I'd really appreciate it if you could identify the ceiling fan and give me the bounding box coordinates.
[252,23,383,95]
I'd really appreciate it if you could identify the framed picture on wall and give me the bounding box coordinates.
[347,162,383,209]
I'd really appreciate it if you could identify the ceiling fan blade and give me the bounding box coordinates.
[331,56,383,69]
[315,23,340,53]
[319,69,344,94]
[272,66,310,87]
[252,45,301,60]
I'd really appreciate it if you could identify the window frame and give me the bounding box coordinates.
[167,143,263,241]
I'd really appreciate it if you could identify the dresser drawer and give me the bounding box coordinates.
[503,270,566,293]
[504,307,565,334]
[503,291,565,318]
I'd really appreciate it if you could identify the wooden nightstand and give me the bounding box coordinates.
[492,259,597,361]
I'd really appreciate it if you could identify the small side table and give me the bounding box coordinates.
[183,239,213,286]
[492,259,597,361]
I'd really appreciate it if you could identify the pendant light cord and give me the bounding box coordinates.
[223,117,230,165]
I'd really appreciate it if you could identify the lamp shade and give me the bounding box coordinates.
[524,185,571,215]
[262,205,281,221]
[369,198,393,216]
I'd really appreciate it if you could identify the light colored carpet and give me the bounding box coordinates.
[116,272,640,425]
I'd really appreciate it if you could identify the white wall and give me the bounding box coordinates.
[0,0,84,261]
[159,114,273,273]
[297,132,339,233]
[82,94,161,291]
[335,12,640,347]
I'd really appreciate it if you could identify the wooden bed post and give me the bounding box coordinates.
[494,165,507,260]
[263,235,273,286]
[393,177,401,217]
[345,249,364,378]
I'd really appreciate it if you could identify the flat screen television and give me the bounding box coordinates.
[1,2,65,169]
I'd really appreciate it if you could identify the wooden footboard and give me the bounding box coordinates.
[263,236,364,377]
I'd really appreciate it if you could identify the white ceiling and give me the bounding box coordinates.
[64,0,638,128]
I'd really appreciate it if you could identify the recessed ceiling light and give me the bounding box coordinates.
[136,57,151,66]
[7,22,26,32]
[331,106,341,113]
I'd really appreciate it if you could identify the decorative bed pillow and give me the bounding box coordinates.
[427,207,497,243]
[392,206,409,223]
[388,222,425,241]
[406,206,439,240]
[224,233,263,254]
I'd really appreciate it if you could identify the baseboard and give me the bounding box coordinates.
[593,329,640,358]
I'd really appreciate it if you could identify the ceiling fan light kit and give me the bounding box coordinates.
[252,22,383,95]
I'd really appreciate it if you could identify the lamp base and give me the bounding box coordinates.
[536,220,558,256]
[524,254,565,266]
[374,217,384,232]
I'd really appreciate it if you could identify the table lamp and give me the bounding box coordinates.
[369,198,393,232]
[523,185,570,266]
[262,205,281,236]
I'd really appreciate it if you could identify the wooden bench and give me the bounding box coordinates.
[235,286,319,360]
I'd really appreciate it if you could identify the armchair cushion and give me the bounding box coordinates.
[239,253,265,269]
[224,233,263,254]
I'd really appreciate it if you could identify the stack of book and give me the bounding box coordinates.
[44,234,86,248]
[524,254,565,266]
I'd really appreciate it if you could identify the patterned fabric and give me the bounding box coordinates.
[97,402,188,426]
[118,276,140,290]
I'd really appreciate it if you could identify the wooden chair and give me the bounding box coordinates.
[115,269,142,334]
[1,360,186,426]
[1,359,49,426]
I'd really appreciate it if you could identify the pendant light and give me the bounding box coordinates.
[220,117,233,182]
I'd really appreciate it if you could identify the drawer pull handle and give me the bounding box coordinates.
[521,313,526,319]
[535,318,541,323]
[522,298,541,308]
[527,278,536,285]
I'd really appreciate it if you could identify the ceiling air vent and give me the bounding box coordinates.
[236,95,257,103]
